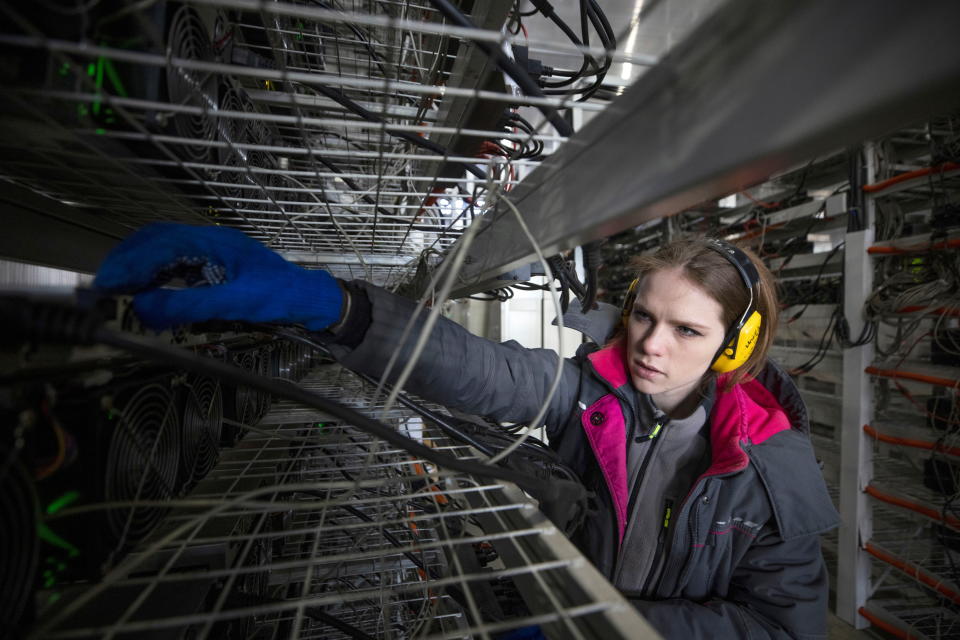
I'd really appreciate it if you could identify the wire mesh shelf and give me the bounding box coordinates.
[0,0,657,287]
[30,363,651,639]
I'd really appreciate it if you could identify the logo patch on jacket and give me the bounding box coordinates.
[709,516,762,539]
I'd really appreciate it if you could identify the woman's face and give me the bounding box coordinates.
[625,267,728,416]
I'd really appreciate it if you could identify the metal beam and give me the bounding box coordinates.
[837,228,875,628]
[0,181,129,273]
[449,0,960,296]
[278,250,413,267]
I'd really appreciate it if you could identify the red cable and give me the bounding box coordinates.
[858,607,916,640]
[863,482,960,529]
[895,305,960,318]
[862,161,960,194]
[865,366,959,388]
[740,190,780,210]
[864,542,960,605]
[868,237,960,255]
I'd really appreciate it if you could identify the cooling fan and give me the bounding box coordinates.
[221,348,264,445]
[31,377,181,586]
[0,444,39,638]
[178,374,223,490]
[103,382,182,543]
[166,5,218,164]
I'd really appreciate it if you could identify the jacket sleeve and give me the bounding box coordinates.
[325,281,585,432]
[631,531,830,640]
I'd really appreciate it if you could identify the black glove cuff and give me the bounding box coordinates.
[326,280,372,348]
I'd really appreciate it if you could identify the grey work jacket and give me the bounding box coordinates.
[328,282,840,640]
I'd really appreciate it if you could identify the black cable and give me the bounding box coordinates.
[581,240,602,311]
[307,0,391,79]
[304,83,487,180]
[540,0,616,101]
[531,0,599,90]
[2,298,587,527]
[306,608,377,640]
[426,0,574,138]
[230,593,377,640]
[784,242,845,325]
[295,491,438,580]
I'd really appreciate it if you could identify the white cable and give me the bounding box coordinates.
[374,236,465,404]
[486,190,564,466]
[378,191,486,419]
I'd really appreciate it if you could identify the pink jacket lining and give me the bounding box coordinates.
[584,340,792,546]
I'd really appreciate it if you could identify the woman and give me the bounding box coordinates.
[96,224,839,639]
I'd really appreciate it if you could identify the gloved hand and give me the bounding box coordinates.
[94,222,344,332]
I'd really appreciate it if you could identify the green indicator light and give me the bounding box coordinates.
[38,523,80,558]
[47,593,62,606]
[95,128,106,135]
[58,62,70,76]
[44,577,56,588]
[102,57,128,98]
[105,118,115,124]
[57,563,66,571]
[87,63,95,76]
[43,570,53,578]
[46,490,80,515]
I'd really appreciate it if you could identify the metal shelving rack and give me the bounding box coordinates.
[31,365,653,639]
[835,130,960,638]
[4,0,960,638]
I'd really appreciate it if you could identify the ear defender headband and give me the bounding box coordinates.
[620,239,762,374]
[704,239,762,373]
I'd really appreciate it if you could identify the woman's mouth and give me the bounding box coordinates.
[633,361,663,380]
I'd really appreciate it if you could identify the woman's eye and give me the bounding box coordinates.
[677,326,702,337]
[632,310,651,321]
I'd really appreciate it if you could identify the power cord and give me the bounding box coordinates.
[0,296,586,530]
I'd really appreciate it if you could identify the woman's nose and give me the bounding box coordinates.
[640,324,666,356]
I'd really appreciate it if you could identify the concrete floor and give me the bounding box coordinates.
[828,613,882,639]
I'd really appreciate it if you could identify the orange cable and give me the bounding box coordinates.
[868,237,960,255]
[35,402,66,481]
[862,161,960,194]
[864,542,960,605]
[857,607,916,640]
[740,190,780,210]
[865,366,958,388]
[863,424,960,458]
[863,482,960,530]
[895,305,960,318]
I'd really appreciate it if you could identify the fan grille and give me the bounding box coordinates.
[166,6,217,162]
[182,375,223,487]
[0,446,38,635]
[104,383,181,545]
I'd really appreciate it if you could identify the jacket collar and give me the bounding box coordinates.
[586,338,631,390]
[586,340,793,479]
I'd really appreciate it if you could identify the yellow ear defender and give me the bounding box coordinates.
[620,278,640,327]
[705,239,763,373]
[621,239,763,374]
[711,308,762,373]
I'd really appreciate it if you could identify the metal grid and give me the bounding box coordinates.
[31,364,651,639]
[0,0,658,287]
[866,596,960,640]
[862,453,960,639]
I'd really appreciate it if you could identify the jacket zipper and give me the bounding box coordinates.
[653,469,743,595]
[640,497,673,595]
[612,417,665,582]
[654,487,698,595]
[627,419,665,516]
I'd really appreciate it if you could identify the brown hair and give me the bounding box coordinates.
[617,236,779,390]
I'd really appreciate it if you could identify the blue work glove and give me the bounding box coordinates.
[94,222,344,332]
